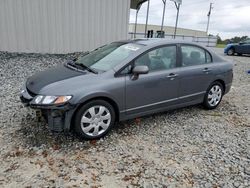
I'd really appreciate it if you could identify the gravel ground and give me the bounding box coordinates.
[0,49,249,188]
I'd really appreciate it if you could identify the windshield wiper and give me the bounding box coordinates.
[67,61,77,68]
[76,63,98,74]
[67,61,97,74]
[68,53,97,74]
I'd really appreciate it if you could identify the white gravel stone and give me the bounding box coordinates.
[0,49,249,187]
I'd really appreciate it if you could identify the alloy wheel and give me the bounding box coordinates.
[208,85,222,107]
[80,105,111,136]
[227,49,234,55]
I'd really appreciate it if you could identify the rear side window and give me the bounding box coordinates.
[206,51,212,63]
[181,45,211,67]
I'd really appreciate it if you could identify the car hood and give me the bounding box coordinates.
[26,63,87,95]
[224,43,238,52]
[226,43,238,47]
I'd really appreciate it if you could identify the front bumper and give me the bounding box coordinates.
[20,89,76,132]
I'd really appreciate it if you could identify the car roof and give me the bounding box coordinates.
[119,38,205,47]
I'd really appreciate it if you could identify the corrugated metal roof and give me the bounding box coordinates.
[130,0,148,10]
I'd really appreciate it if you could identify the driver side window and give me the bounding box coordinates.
[134,45,177,72]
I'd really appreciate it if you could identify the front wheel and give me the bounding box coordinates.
[73,100,115,140]
[203,82,224,110]
[227,48,235,56]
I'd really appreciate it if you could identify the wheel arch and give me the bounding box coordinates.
[70,96,120,130]
[228,46,235,53]
[211,79,226,93]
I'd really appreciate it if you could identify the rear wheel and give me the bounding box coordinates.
[203,82,224,110]
[74,100,115,140]
[227,48,235,56]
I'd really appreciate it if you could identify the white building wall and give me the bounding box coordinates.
[0,0,130,53]
[128,24,217,47]
[129,24,207,37]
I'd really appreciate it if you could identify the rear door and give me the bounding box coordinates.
[241,40,250,54]
[236,40,250,54]
[124,45,180,115]
[177,45,214,103]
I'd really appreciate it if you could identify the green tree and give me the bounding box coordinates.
[230,36,248,43]
[217,35,249,44]
[217,35,224,44]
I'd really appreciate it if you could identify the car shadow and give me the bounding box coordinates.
[16,105,198,147]
[17,113,83,148]
[16,101,235,150]
[234,54,250,57]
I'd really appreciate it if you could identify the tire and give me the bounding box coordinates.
[227,48,234,56]
[238,53,242,56]
[73,100,115,140]
[203,82,224,110]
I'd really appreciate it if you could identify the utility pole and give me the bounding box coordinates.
[134,4,142,38]
[145,0,150,38]
[170,0,182,39]
[173,2,181,39]
[206,3,213,35]
[160,0,167,38]
[134,9,139,38]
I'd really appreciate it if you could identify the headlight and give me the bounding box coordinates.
[33,95,72,105]
[35,95,44,104]
[43,96,58,104]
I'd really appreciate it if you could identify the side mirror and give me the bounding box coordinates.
[131,65,149,80]
[132,65,149,75]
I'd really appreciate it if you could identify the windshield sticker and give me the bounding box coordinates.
[124,45,140,51]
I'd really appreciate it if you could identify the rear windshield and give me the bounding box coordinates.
[76,42,143,71]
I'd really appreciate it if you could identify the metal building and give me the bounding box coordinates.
[0,0,131,53]
[129,23,208,38]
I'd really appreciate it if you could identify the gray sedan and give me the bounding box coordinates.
[20,39,233,140]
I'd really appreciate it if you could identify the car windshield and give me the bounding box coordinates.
[75,42,143,72]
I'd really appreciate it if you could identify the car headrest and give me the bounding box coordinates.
[162,48,174,58]
[182,52,188,59]
[190,51,201,60]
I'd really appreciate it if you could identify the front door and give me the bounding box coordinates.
[125,45,180,115]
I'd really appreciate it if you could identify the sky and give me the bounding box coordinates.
[129,0,250,39]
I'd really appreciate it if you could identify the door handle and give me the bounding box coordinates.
[167,73,178,78]
[167,73,178,79]
[203,68,212,73]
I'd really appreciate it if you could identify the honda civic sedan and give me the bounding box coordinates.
[20,39,233,140]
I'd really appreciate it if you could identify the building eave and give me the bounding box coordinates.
[130,0,148,10]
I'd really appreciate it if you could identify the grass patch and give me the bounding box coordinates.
[216,44,226,48]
